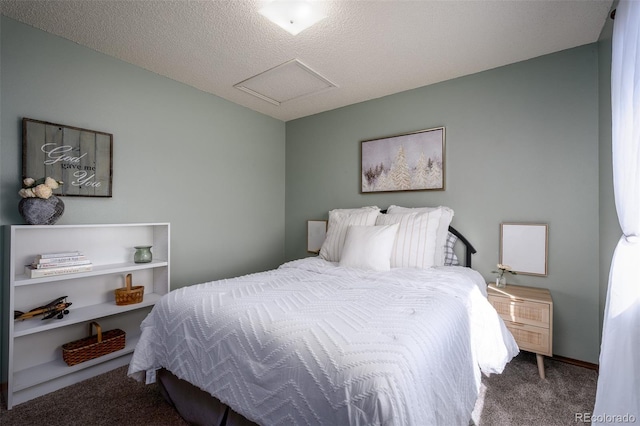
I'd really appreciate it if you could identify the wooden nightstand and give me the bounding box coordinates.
[487,283,553,379]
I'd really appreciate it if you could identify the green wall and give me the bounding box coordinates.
[1,17,286,283]
[0,17,286,382]
[286,45,602,363]
[0,13,616,368]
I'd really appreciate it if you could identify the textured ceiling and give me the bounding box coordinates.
[1,0,613,122]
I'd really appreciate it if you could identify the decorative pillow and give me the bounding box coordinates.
[319,207,380,262]
[339,224,399,271]
[386,205,454,266]
[376,210,447,268]
[444,231,460,266]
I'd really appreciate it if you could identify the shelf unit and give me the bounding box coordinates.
[3,223,170,409]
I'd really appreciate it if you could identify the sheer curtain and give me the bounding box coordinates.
[593,0,640,423]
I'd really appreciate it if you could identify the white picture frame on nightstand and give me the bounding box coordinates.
[307,220,327,254]
[500,223,548,276]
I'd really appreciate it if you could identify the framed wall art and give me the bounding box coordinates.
[22,118,113,197]
[361,126,445,193]
[500,223,549,276]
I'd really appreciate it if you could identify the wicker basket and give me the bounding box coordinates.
[114,273,144,305]
[62,321,125,366]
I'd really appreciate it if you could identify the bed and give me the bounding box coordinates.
[128,206,518,425]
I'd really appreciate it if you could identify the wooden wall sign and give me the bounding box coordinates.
[22,118,113,197]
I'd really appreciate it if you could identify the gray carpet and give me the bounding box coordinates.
[472,352,597,425]
[1,352,597,425]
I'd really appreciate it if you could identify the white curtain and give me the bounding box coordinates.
[594,0,640,423]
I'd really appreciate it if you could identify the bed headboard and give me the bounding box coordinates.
[379,209,477,268]
[448,225,477,268]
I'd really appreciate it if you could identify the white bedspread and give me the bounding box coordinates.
[129,258,518,425]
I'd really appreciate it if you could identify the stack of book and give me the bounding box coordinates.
[24,251,92,278]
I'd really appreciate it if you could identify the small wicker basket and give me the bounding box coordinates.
[62,321,125,366]
[114,273,144,305]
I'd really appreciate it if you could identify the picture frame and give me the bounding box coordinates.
[22,118,113,197]
[500,223,549,276]
[307,220,328,254]
[361,126,445,193]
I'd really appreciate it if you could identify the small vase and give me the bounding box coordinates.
[496,275,507,288]
[134,246,152,263]
[18,195,65,225]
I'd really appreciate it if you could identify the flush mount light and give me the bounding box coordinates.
[259,1,326,35]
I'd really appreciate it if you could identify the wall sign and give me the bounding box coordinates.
[22,118,113,197]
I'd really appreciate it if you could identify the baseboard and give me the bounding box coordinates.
[552,355,599,372]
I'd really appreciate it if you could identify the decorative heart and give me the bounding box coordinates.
[18,195,65,225]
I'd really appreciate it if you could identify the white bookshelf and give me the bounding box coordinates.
[3,223,170,409]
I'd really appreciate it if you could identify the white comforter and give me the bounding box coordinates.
[129,258,518,425]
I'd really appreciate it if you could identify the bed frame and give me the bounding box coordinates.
[448,225,477,268]
[156,224,477,426]
[157,368,257,426]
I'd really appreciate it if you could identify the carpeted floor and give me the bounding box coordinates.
[471,352,597,425]
[1,352,597,426]
[0,366,188,426]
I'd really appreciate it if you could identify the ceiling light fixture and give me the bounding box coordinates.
[259,1,326,35]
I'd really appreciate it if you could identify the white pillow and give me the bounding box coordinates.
[339,224,399,271]
[319,207,380,262]
[376,210,450,268]
[385,205,454,266]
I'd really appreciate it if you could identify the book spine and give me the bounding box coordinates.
[36,251,82,259]
[33,260,92,269]
[35,255,86,264]
[25,264,93,278]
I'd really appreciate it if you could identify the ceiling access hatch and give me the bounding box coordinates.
[234,59,337,106]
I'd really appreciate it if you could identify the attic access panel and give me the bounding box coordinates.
[234,59,337,105]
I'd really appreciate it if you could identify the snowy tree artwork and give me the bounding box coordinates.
[361,127,445,192]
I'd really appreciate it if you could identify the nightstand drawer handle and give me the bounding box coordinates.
[511,298,525,302]
[511,321,525,326]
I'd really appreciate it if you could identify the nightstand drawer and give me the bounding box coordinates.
[504,322,551,356]
[488,295,550,329]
